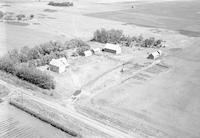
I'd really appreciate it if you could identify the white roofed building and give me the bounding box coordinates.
[91,48,101,55]
[103,43,121,55]
[84,50,93,57]
[49,57,69,73]
[147,50,162,60]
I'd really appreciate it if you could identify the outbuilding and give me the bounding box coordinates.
[49,57,69,73]
[147,50,162,60]
[91,48,101,55]
[103,43,121,55]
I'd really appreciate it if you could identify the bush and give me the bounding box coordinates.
[44,9,57,13]
[30,14,34,19]
[141,37,163,48]
[107,29,123,44]
[16,14,25,20]
[64,39,89,49]
[7,49,21,63]
[0,57,17,75]
[48,1,73,7]
[28,46,42,60]
[76,45,90,55]
[19,46,31,62]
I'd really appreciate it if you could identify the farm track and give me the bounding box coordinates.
[86,60,163,97]
[82,57,138,89]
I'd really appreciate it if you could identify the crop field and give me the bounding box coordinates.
[0,23,62,57]
[0,103,72,138]
[86,0,200,37]
[9,95,110,138]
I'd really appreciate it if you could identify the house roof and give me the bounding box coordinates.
[84,50,92,56]
[104,43,121,51]
[49,57,69,67]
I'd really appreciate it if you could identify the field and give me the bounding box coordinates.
[0,0,193,58]
[0,103,72,138]
[0,21,65,56]
[86,0,200,37]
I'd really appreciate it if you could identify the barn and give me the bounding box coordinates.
[49,57,69,73]
[103,43,121,55]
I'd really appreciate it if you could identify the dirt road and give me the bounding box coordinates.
[0,79,136,138]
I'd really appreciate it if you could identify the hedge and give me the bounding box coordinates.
[0,58,55,90]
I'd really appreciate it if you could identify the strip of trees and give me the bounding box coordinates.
[48,1,73,7]
[92,28,164,48]
[0,39,89,90]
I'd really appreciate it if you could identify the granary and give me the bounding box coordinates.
[83,50,93,57]
[49,57,69,73]
[147,50,162,60]
[103,43,121,54]
[91,48,101,55]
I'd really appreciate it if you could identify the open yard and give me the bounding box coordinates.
[47,45,154,99]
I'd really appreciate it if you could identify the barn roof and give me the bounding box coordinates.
[104,43,121,51]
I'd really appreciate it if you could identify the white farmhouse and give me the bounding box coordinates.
[83,50,93,57]
[49,57,69,73]
[103,43,121,55]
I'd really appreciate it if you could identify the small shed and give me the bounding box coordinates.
[147,50,162,60]
[91,48,101,55]
[103,43,121,54]
[49,57,69,73]
[83,50,93,57]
